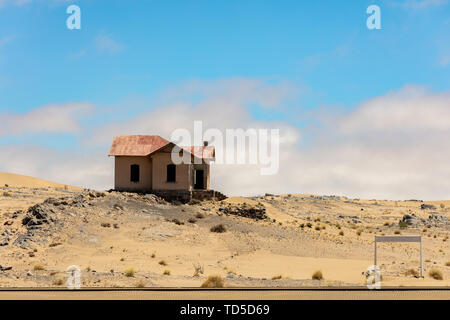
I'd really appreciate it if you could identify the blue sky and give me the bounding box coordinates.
[1,0,450,198]
[1,0,448,112]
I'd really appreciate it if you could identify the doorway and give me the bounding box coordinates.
[194,170,204,189]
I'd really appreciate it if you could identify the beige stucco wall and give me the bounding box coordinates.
[151,152,191,190]
[114,156,152,191]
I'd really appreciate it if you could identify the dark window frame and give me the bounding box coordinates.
[130,164,140,182]
[167,164,176,182]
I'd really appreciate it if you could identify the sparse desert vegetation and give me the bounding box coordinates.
[33,264,45,271]
[210,224,226,233]
[124,267,135,277]
[0,177,449,288]
[428,269,443,280]
[312,270,323,280]
[201,275,225,288]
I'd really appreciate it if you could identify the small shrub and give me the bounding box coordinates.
[171,219,184,225]
[445,261,450,267]
[159,260,168,266]
[394,230,401,235]
[271,275,282,280]
[193,263,204,277]
[201,275,224,288]
[210,224,226,233]
[306,223,312,228]
[2,192,11,197]
[124,267,135,277]
[315,225,321,231]
[428,268,443,280]
[399,221,408,229]
[53,279,64,286]
[135,281,146,288]
[188,218,197,223]
[195,213,205,219]
[383,221,390,226]
[151,252,156,258]
[312,270,323,280]
[405,269,419,277]
[356,229,362,236]
[440,203,445,209]
[33,264,45,271]
[339,231,344,236]
[163,269,171,275]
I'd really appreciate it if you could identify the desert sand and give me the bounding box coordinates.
[0,173,449,289]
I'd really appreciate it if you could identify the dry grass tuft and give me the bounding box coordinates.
[163,269,171,275]
[124,267,135,277]
[193,263,204,277]
[428,268,443,280]
[210,224,227,233]
[33,264,45,271]
[201,275,224,288]
[53,279,64,286]
[158,260,168,266]
[312,270,323,280]
[405,269,419,277]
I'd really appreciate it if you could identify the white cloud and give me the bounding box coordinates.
[0,102,94,136]
[1,80,450,200]
[389,0,449,9]
[95,32,124,54]
[440,55,450,66]
[0,35,16,48]
[0,0,31,8]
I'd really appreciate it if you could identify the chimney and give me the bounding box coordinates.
[203,141,208,146]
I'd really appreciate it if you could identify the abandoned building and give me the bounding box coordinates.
[108,135,226,202]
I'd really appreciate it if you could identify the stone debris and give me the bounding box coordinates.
[421,204,437,210]
[218,203,267,220]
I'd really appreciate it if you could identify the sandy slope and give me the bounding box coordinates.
[0,177,449,289]
[0,172,81,190]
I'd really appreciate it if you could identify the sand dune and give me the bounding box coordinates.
[0,172,81,190]
[0,174,449,288]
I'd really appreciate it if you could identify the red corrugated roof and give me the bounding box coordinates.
[181,146,215,160]
[109,135,215,160]
[109,135,170,156]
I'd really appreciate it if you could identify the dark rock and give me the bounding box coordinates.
[218,204,267,220]
[22,203,55,228]
[0,265,12,271]
[421,204,436,210]
[0,237,9,246]
[400,214,421,226]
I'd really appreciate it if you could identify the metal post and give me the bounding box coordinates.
[374,239,377,266]
[419,240,423,277]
